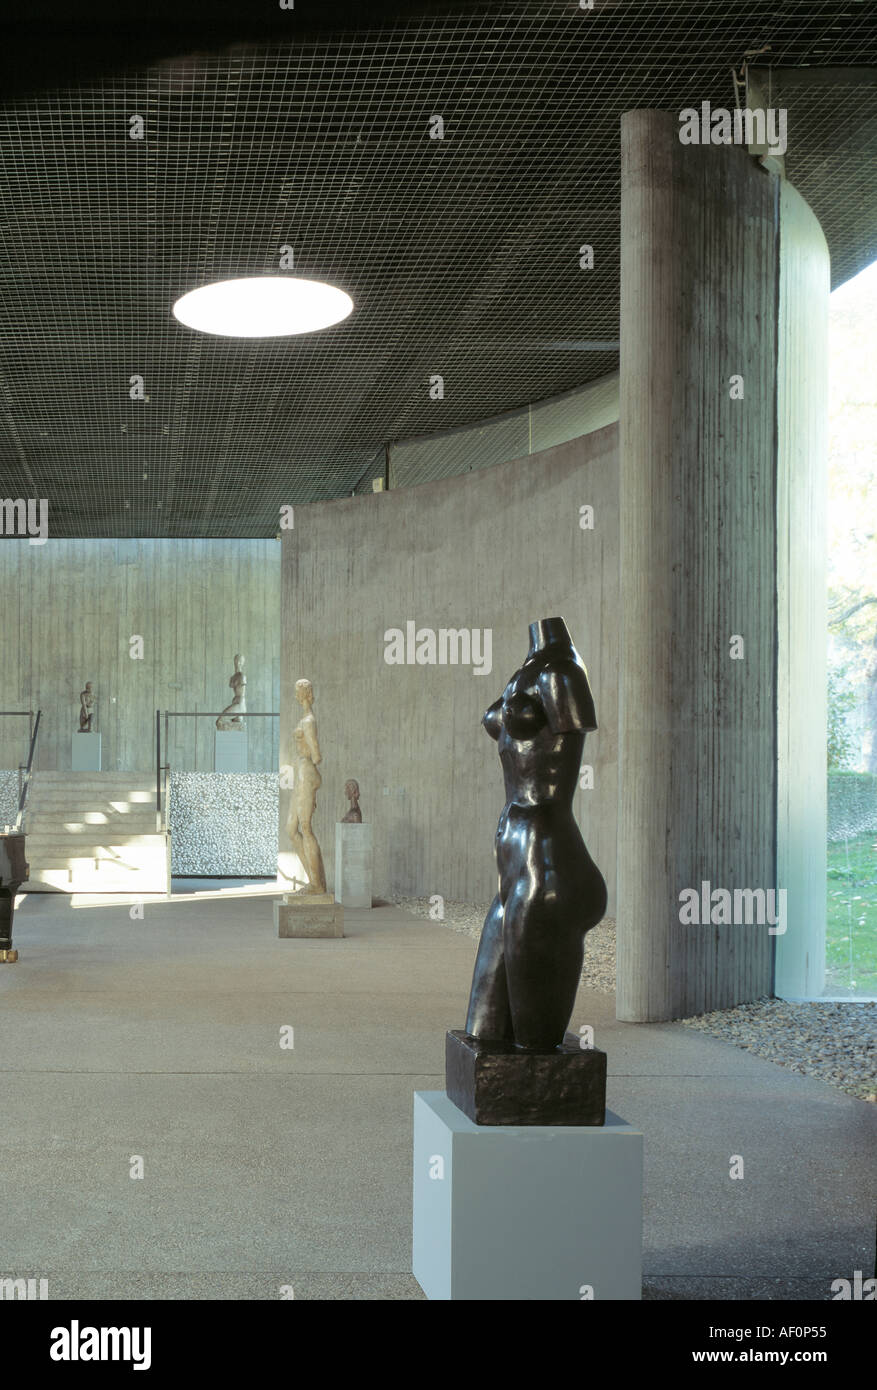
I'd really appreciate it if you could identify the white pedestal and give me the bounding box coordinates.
[413,1091,643,1301]
[214,729,247,773]
[335,822,373,908]
[72,733,101,771]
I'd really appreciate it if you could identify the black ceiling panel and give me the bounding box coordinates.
[0,1,874,537]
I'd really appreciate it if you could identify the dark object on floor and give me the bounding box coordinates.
[0,833,28,963]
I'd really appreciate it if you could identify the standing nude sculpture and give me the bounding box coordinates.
[216,654,246,730]
[287,678,326,894]
[464,617,607,1051]
[340,779,362,823]
[78,682,95,732]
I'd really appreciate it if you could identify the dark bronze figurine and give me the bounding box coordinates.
[78,681,95,733]
[340,779,362,823]
[464,617,607,1051]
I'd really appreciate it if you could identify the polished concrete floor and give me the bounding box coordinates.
[1,884,874,1300]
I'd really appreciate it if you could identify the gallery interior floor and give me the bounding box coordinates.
[1,888,872,1301]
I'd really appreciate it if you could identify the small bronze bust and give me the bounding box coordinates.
[340,779,362,823]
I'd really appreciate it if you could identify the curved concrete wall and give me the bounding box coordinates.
[280,425,619,910]
[387,372,619,489]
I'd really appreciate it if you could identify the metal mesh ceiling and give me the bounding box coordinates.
[780,72,877,286]
[0,0,875,537]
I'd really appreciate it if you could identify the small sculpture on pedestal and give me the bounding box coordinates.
[446,616,608,1125]
[216,654,246,730]
[286,678,326,895]
[340,779,362,823]
[78,682,95,732]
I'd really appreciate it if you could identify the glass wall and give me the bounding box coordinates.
[826,259,877,999]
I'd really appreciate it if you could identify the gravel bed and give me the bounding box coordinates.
[680,999,877,1101]
[391,897,876,1101]
[390,894,615,994]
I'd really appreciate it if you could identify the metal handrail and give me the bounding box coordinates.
[14,708,41,832]
[156,709,162,831]
[159,710,279,782]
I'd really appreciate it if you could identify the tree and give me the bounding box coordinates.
[827,664,857,770]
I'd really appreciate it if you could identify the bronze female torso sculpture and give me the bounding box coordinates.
[465,617,607,1051]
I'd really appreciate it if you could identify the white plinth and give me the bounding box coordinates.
[72,733,101,771]
[335,822,373,909]
[214,729,247,773]
[413,1090,643,1301]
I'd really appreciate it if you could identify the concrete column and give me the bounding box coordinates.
[774,182,829,999]
[617,111,780,1021]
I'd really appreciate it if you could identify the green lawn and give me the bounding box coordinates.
[826,834,877,994]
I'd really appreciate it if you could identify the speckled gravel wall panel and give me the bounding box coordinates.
[0,771,19,828]
[169,773,278,876]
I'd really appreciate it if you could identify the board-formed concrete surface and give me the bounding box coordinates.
[278,423,621,915]
[0,889,873,1300]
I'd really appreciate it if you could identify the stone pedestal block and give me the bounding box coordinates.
[214,729,248,773]
[72,733,101,771]
[275,893,344,938]
[446,1029,606,1126]
[413,1091,643,1301]
[334,822,373,909]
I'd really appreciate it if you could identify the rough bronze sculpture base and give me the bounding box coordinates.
[445,1029,607,1127]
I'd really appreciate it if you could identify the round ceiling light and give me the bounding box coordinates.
[172,276,354,337]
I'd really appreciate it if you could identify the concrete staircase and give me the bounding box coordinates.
[22,773,170,894]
